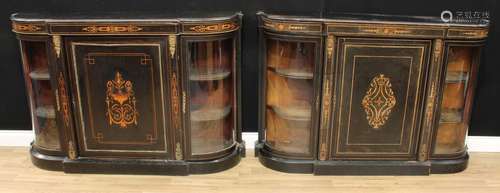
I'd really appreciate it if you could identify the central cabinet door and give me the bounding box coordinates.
[331,38,430,160]
[68,37,169,158]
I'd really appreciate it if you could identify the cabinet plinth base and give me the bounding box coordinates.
[430,154,469,174]
[256,142,468,175]
[30,146,64,171]
[30,144,245,175]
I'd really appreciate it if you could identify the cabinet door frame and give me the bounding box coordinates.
[430,40,485,159]
[258,31,324,159]
[180,32,240,160]
[65,36,171,158]
[329,37,431,160]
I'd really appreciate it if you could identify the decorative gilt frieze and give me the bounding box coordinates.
[170,74,180,129]
[319,35,335,161]
[168,35,176,59]
[327,25,446,38]
[447,29,488,39]
[419,39,443,161]
[58,72,70,128]
[359,27,412,35]
[82,25,143,33]
[52,35,62,58]
[188,23,237,33]
[12,23,43,32]
[322,81,332,127]
[105,72,138,128]
[263,21,321,33]
[361,74,396,129]
[171,72,183,161]
[420,82,436,161]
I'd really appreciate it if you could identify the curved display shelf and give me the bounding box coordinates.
[445,72,468,83]
[191,105,232,122]
[29,68,50,80]
[268,66,313,79]
[440,109,463,123]
[189,70,231,81]
[268,105,311,121]
[35,105,56,119]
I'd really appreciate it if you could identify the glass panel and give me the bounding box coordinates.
[21,41,60,150]
[265,38,315,154]
[434,46,477,154]
[188,38,234,155]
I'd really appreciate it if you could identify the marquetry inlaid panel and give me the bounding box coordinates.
[69,39,168,157]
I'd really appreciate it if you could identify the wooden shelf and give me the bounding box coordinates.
[191,105,231,122]
[35,105,56,119]
[190,70,231,81]
[445,72,468,83]
[268,105,311,121]
[440,109,463,123]
[29,68,50,80]
[268,66,313,80]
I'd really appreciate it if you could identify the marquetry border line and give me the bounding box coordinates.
[262,20,322,33]
[327,24,446,38]
[319,35,335,161]
[182,22,239,34]
[419,39,443,161]
[447,29,489,39]
[11,22,46,34]
[81,25,143,33]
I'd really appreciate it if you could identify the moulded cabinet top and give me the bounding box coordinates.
[258,11,489,40]
[259,11,489,27]
[11,11,242,35]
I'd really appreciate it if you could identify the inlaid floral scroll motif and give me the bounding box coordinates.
[106,72,138,128]
[361,74,396,129]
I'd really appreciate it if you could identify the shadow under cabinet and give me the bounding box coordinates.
[11,12,244,175]
[255,12,488,175]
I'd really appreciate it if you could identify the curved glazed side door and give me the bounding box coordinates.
[432,41,483,158]
[181,32,239,160]
[260,32,323,159]
[66,37,170,158]
[17,36,62,153]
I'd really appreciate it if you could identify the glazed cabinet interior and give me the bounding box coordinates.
[12,13,243,175]
[19,38,61,152]
[185,35,237,158]
[264,36,321,157]
[256,12,488,175]
[433,44,481,157]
